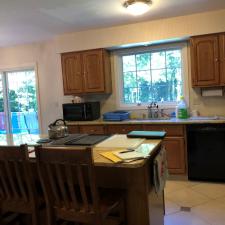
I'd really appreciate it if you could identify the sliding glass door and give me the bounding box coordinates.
[0,68,40,134]
[0,75,7,133]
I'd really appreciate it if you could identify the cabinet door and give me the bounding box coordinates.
[220,34,225,85]
[163,137,186,174]
[83,50,105,93]
[79,125,105,134]
[190,35,220,87]
[61,52,84,94]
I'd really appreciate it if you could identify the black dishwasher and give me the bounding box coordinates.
[187,124,225,182]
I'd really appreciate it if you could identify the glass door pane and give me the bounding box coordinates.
[6,70,40,134]
[0,75,7,134]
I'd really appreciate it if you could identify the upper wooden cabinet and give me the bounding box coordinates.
[61,49,112,95]
[190,33,225,87]
[219,34,225,85]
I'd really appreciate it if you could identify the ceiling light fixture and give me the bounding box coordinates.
[123,0,152,16]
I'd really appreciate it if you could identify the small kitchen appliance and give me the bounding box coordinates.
[48,119,69,139]
[63,102,100,121]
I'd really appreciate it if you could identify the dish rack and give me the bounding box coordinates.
[103,111,130,121]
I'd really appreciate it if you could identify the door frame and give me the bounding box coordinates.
[0,63,42,134]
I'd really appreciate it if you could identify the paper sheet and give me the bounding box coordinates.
[95,134,145,149]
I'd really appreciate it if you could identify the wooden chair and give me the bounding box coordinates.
[0,145,40,225]
[35,145,126,225]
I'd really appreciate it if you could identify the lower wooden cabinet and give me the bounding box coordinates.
[79,125,105,134]
[163,137,186,174]
[106,124,142,134]
[143,124,184,136]
[67,125,79,134]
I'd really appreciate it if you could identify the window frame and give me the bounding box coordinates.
[112,42,189,110]
[0,63,42,134]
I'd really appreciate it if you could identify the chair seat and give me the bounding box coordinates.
[1,196,45,214]
[54,189,125,223]
[99,189,125,218]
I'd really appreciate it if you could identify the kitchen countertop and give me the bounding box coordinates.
[66,116,225,125]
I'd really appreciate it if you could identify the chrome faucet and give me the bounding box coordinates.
[147,102,159,119]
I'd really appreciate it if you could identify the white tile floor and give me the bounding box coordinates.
[164,180,225,225]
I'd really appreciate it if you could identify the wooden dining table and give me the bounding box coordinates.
[0,134,165,225]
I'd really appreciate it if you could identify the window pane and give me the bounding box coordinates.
[122,55,136,72]
[123,71,137,88]
[136,53,150,70]
[138,87,151,103]
[152,84,169,102]
[7,70,39,134]
[137,71,150,87]
[123,87,138,104]
[166,50,181,68]
[151,52,165,69]
[152,69,167,83]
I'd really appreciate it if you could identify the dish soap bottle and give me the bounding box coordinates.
[176,96,188,119]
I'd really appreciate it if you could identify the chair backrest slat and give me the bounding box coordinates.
[35,146,100,215]
[76,165,89,212]
[0,177,4,198]
[65,164,79,210]
[13,161,28,202]
[55,163,70,209]
[4,160,20,200]
[46,163,61,207]
[0,164,11,199]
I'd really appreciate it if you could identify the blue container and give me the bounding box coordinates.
[103,111,130,121]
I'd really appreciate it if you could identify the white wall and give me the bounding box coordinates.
[0,42,64,132]
[1,9,225,132]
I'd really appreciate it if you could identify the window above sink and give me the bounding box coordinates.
[112,42,189,110]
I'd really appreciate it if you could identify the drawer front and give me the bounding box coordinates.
[67,125,79,134]
[143,125,184,136]
[79,125,105,134]
[107,125,142,134]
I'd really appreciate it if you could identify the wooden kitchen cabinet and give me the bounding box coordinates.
[190,33,225,87]
[106,124,142,134]
[143,124,186,174]
[79,125,105,135]
[61,49,111,95]
[163,137,186,174]
[67,125,79,134]
[219,34,225,85]
[143,124,184,137]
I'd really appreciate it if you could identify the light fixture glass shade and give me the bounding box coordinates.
[126,1,150,16]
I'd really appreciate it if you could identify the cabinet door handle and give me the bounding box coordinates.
[215,58,219,62]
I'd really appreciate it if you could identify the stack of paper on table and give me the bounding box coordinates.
[114,143,156,160]
[94,135,156,163]
[95,134,145,149]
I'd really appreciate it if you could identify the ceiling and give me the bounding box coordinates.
[1,0,225,47]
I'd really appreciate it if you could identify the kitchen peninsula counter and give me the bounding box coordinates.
[0,134,165,225]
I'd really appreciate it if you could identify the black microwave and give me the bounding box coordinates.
[63,102,100,121]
